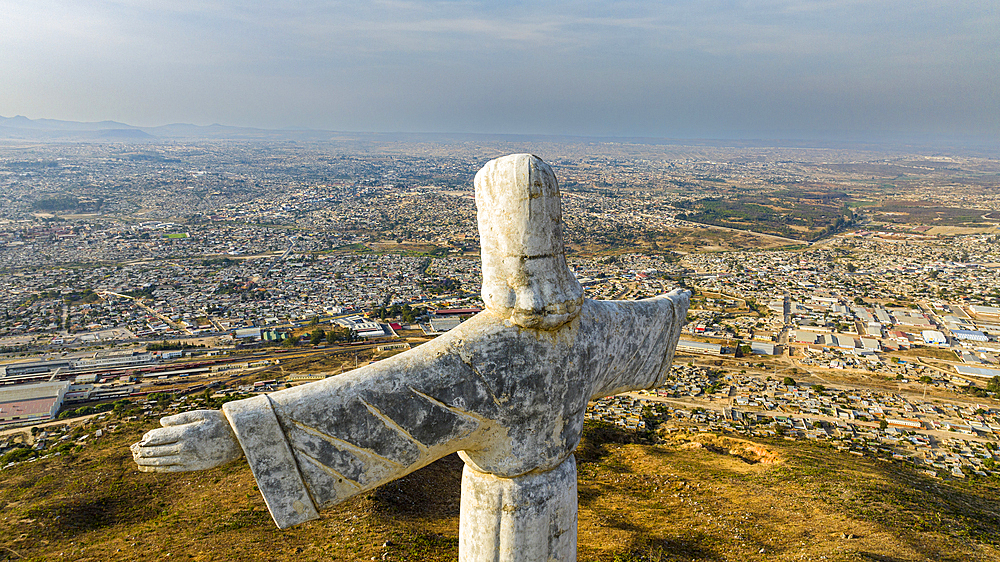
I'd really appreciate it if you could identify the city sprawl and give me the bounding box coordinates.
[4,139,1000,484]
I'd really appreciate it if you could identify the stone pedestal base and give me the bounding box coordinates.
[459,455,577,562]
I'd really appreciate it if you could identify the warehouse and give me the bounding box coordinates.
[676,339,724,355]
[0,381,71,426]
[952,329,988,342]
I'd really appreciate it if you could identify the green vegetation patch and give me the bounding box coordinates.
[31,195,80,211]
[678,192,855,241]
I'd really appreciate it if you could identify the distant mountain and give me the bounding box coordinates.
[94,128,157,140]
[0,115,136,131]
[0,115,330,141]
[0,115,155,141]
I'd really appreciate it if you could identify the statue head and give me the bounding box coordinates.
[475,154,584,330]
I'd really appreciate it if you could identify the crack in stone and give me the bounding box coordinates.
[298,450,364,493]
[522,252,561,261]
[459,355,504,408]
[289,419,406,470]
[358,397,430,454]
[407,385,491,426]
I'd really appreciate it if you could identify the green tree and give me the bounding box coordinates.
[879,419,888,431]
[325,325,354,343]
[0,447,35,465]
[988,376,1000,393]
[113,399,131,416]
[782,376,796,387]
[401,304,416,323]
[310,328,325,345]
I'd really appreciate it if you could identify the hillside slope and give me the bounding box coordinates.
[1,419,998,562]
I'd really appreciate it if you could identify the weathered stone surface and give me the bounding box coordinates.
[132,153,689,560]
[459,455,577,562]
[476,154,584,330]
[223,395,319,528]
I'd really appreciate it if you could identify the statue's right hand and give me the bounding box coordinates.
[131,410,243,473]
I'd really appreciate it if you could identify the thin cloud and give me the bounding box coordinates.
[0,0,996,139]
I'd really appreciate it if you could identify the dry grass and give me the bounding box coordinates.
[890,347,959,362]
[252,349,382,382]
[1,421,999,561]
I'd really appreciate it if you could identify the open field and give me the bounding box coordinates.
[871,202,1000,228]
[2,418,999,562]
[567,226,801,256]
[924,226,1000,236]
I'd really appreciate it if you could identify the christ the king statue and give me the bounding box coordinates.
[133,153,689,562]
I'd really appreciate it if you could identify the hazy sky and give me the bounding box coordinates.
[2,0,998,140]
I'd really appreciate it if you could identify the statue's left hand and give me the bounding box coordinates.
[131,410,243,472]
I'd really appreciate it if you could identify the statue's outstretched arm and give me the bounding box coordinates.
[133,320,496,528]
[246,329,495,525]
[587,289,690,399]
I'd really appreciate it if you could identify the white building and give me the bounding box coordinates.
[859,338,881,352]
[750,341,779,355]
[337,315,386,338]
[921,330,948,346]
[73,351,154,369]
[677,340,724,355]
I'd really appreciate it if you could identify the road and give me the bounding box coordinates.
[674,219,808,246]
[99,290,194,336]
[0,412,103,443]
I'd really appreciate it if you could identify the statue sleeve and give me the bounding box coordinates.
[223,395,320,528]
[588,289,690,400]
[222,327,495,529]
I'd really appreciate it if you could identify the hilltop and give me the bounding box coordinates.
[1,415,999,562]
